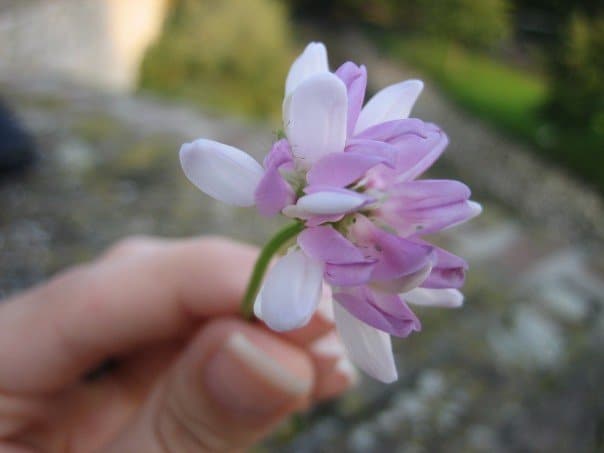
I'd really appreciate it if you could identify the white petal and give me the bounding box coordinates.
[333,302,398,383]
[405,288,464,308]
[284,73,348,168]
[282,204,308,219]
[442,200,483,231]
[296,191,365,215]
[354,79,424,134]
[285,42,329,96]
[253,293,264,318]
[256,249,325,332]
[468,201,483,217]
[179,139,263,206]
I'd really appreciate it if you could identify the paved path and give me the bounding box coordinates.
[1,65,602,451]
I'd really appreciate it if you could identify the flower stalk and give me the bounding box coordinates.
[241,221,305,319]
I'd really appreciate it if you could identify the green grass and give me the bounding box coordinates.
[384,37,547,142]
[380,36,604,192]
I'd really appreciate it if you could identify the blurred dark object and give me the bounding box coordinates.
[512,1,604,191]
[512,1,604,128]
[0,101,36,176]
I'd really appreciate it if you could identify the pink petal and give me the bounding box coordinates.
[254,140,296,216]
[376,179,477,235]
[370,234,435,285]
[263,138,294,171]
[307,151,391,188]
[387,180,472,209]
[298,226,365,263]
[254,167,295,216]
[371,260,433,294]
[334,287,421,338]
[350,215,435,287]
[325,261,376,287]
[421,244,468,289]
[298,226,376,286]
[380,199,482,237]
[344,139,399,163]
[335,61,367,137]
[356,118,427,143]
[362,121,449,187]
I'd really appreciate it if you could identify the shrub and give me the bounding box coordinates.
[139,0,295,119]
[416,0,510,49]
[288,0,511,49]
[546,14,604,133]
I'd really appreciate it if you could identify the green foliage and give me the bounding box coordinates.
[414,0,511,49]
[289,0,511,49]
[139,0,295,119]
[385,36,604,192]
[546,14,604,131]
[541,14,604,191]
[386,38,546,139]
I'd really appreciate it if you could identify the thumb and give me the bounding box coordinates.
[105,318,314,452]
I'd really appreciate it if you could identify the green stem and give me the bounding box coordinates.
[241,221,305,319]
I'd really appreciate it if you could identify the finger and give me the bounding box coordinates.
[104,318,314,452]
[0,237,257,393]
[314,361,357,402]
[15,330,354,449]
[0,442,37,452]
[10,342,186,451]
[308,332,358,401]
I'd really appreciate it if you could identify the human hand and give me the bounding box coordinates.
[0,237,355,452]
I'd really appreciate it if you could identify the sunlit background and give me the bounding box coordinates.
[0,1,602,451]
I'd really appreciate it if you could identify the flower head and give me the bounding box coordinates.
[180,42,481,383]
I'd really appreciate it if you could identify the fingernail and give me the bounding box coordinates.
[316,285,335,324]
[204,332,311,416]
[335,357,359,386]
[311,333,358,383]
[310,332,344,359]
[312,332,359,386]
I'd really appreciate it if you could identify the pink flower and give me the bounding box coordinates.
[179,42,481,383]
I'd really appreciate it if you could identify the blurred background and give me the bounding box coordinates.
[0,0,603,451]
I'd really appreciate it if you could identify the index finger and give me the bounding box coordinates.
[0,237,257,393]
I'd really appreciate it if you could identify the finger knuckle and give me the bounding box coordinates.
[103,236,161,259]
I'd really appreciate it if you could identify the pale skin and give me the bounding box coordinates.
[0,237,351,452]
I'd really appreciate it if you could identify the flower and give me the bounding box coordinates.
[179,42,481,383]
